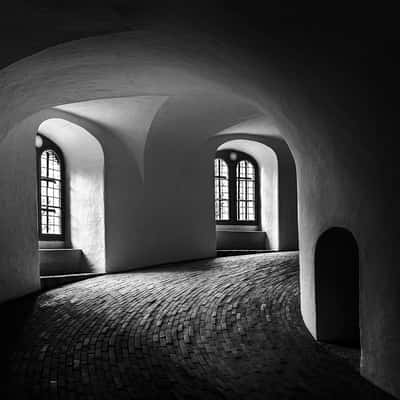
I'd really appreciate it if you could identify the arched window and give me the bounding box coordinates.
[214,150,259,225]
[36,134,65,240]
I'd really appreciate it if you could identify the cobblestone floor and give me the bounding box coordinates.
[0,252,395,399]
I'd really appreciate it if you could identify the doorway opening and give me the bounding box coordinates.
[315,227,360,347]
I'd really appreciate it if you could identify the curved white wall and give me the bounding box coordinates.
[38,118,105,273]
[0,118,39,301]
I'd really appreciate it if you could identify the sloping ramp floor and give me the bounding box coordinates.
[0,252,394,399]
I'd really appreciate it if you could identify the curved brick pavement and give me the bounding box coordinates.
[0,252,395,399]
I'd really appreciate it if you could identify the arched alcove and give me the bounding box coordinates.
[315,227,359,346]
[215,139,279,251]
[207,126,299,252]
[38,118,105,274]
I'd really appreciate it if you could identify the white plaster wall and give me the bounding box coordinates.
[49,95,260,273]
[38,118,105,273]
[218,139,279,250]
[3,99,168,275]
[54,97,169,271]
[0,121,40,303]
[2,95,258,276]
[0,96,296,301]
[138,95,259,267]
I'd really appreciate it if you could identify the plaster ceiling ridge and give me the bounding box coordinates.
[214,113,280,137]
[54,95,168,109]
[50,106,111,136]
[55,96,170,182]
[53,96,168,133]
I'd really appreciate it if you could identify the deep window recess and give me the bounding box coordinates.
[36,134,65,240]
[214,150,259,225]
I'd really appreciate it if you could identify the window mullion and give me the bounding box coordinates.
[218,161,222,220]
[46,151,49,234]
[231,161,237,223]
[245,161,248,220]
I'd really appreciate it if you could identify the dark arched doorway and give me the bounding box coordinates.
[315,227,359,346]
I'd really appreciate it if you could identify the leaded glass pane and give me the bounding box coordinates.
[214,158,229,221]
[236,160,256,221]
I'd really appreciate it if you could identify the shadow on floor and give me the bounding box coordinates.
[0,253,397,400]
[0,292,39,399]
[318,342,361,372]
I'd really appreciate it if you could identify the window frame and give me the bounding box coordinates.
[214,149,260,226]
[214,157,230,221]
[36,134,66,241]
